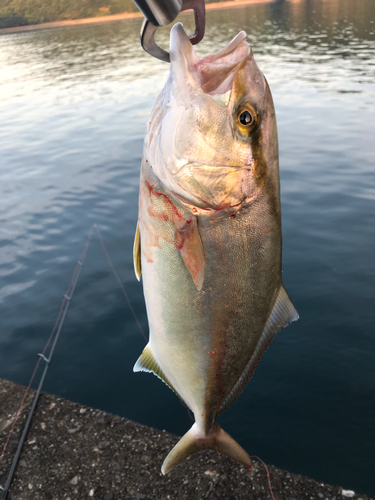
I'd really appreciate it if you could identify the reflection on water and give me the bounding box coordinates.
[1,0,375,101]
[0,0,375,495]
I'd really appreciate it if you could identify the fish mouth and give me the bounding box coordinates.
[170,23,250,95]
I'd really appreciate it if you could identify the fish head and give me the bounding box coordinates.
[146,23,278,212]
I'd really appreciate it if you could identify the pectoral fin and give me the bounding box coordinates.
[175,218,205,291]
[133,222,142,280]
[219,285,299,414]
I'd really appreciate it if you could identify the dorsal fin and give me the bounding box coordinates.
[219,285,299,414]
[133,222,142,280]
[133,344,181,399]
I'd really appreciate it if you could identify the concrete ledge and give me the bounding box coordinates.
[0,378,372,500]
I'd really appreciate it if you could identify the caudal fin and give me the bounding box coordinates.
[161,423,251,474]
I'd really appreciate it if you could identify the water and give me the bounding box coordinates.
[1,0,374,494]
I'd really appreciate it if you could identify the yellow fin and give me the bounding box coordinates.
[219,284,299,414]
[133,345,180,398]
[133,222,142,280]
[161,423,251,474]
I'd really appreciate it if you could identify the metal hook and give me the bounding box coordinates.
[140,0,206,63]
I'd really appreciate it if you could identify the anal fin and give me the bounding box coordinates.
[133,344,181,399]
[219,285,299,414]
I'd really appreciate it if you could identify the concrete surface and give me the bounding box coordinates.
[0,378,373,500]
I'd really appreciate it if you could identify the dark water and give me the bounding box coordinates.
[1,0,375,494]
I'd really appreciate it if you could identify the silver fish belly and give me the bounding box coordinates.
[133,23,298,474]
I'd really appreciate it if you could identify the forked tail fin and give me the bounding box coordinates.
[161,423,252,474]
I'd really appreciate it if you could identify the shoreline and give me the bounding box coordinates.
[0,0,275,35]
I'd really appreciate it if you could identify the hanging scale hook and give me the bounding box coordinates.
[134,0,206,62]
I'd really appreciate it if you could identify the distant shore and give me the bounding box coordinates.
[0,0,274,35]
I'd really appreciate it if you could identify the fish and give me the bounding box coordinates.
[133,22,298,474]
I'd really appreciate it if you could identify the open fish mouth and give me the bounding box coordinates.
[170,23,250,95]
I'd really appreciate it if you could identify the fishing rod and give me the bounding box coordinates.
[0,225,94,500]
[0,223,148,499]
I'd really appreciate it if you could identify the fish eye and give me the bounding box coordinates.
[235,103,258,134]
[239,110,252,125]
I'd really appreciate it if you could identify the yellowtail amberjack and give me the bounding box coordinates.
[133,23,298,474]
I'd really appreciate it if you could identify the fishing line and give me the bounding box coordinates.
[250,455,276,500]
[94,224,147,342]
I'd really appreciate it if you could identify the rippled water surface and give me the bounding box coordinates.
[1,0,375,494]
